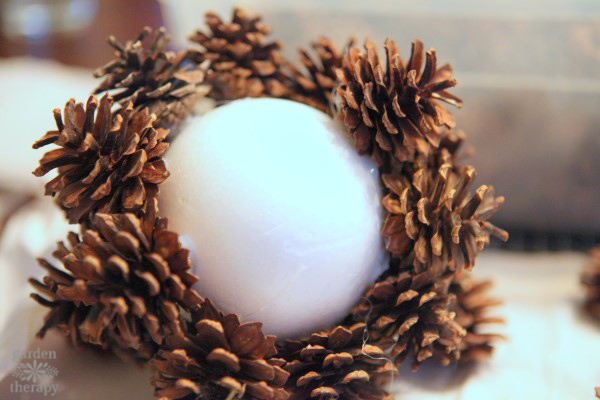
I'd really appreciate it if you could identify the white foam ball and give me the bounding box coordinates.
[160,98,386,339]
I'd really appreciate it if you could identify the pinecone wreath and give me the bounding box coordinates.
[30,196,202,361]
[152,299,290,400]
[27,7,508,400]
[380,161,507,277]
[189,7,286,101]
[449,274,504,363]
[336,38,463,168]
[350,269,465,369]
[279,323,395,400]
[582,245,600,320]
[94,27,210,133]
[33,95,170,224]
[280,37,347,114]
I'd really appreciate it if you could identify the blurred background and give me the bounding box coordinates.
[1,0,599,251]
[0,0,161,66]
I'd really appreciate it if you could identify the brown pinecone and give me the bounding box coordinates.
[280,37,346,114]
[189,7,285,101]
[152,299,290,400]
[449,274,504,363]
[279,323,395,400]
[351,270,466,369]
[94,27,210,131]
[336,38,462,167]
[381,162,508,277]
[32,95,170,224]
[413,129,469,172]
[29,198,202,361]
[582,245,600,319]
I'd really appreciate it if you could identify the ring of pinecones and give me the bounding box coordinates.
[30,6,507,399]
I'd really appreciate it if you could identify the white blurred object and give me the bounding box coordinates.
[0,59,94,193]
[161,98,386,339]
[0,198,72,381]
[0,198,72,279]
[0,289,46,383]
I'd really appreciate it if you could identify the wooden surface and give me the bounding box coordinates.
[0,0,164,68]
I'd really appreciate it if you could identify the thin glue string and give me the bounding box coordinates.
[226,385,245,400]
[358,296,397,388]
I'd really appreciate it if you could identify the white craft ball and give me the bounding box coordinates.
[160,98,386,339]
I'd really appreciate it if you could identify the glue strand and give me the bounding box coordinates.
[358,296,397,388]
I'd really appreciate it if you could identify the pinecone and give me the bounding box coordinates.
[335,38,463,167]
[29,198,202,361]
[189,7,285,101]
[450,274,504,363]
[381,162,508,277]
[413,129,469,172]
[582,245,600,319]
[94,27,210,131]
[280,37,346,114]
[351,270,465,369]
[32,95,170,224]
[279,323,395,400]
[152,299,290,400]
